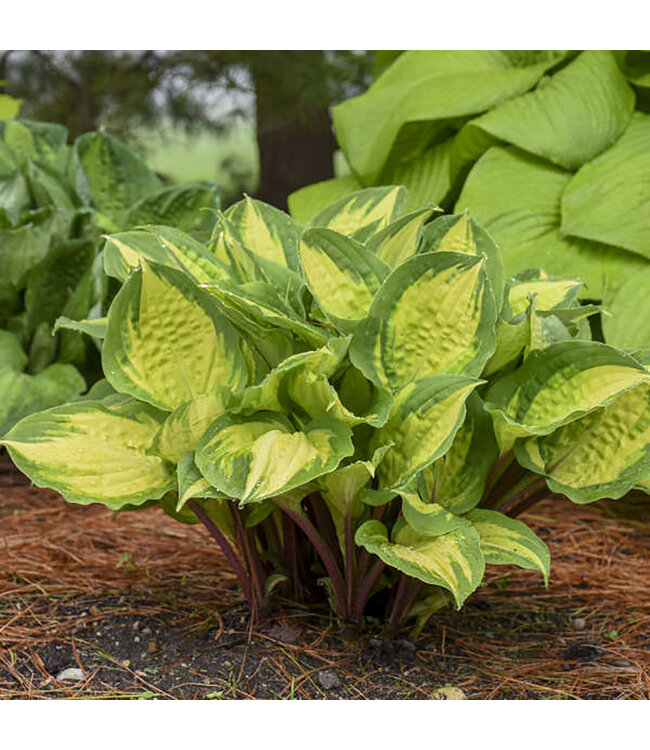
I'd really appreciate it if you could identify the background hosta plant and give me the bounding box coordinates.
[3,188,649,634]
[289,50,650,351]
[0,113,219,435]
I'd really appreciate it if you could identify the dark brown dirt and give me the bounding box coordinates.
[1,457,649,699]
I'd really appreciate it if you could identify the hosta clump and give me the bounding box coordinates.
[0,115,219,435]
[4,186,650,634]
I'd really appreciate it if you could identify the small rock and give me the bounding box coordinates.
[56,667,84,682]
[141,627,152,635]
[611,659,632,668]
[430,685,467,700]
[134,636,141,643]
[132,621,140,630]
[223,660,233,670]
[572,617,587,631]
[268,624,298,644]
[317,670,340,690]
[122,659,131,668]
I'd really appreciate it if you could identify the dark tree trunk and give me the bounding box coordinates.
[251,52,337,211]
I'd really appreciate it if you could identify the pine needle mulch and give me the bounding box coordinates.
[1,458,649,700]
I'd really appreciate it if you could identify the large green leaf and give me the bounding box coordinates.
[1,395,174,508]
[451,51,634,177]
[333,50,564,183]
[195,412,353,504]
[603,267,650,351]
[465,509,550,584]
[0,212,54,289]
[515,383,650,503]
[0,330,28,372]
[0,94,20,121]
[485,341,650,445]
[74,131,160,228]
[561,113,650,260]
[299,228,389,331]
[126,181,219,233]
[373,375,480,489]
[354,519,485,607]
[350,251,497,390]
[288,176,363,225]
[103,261,248,411]
[455,146,647,299]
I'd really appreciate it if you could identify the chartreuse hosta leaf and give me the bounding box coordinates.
[351,252,497,391]
[151,389,233,464]
[365,208,433,268]
[288,175,363,225]
[222,196,301,270]
[195,412,353,505]
[400,492,469,537]
[466,509,550,584]
[516,383,650,503]
[485,341,650,449]
[419,212,505,310]
[355,519,485,607]
[0,396,174,508]
[103,261,248,411]
[603,267,650,351]
[373,375,481,489]
[308,186,405,240]
[418,392,499,514]
[299,228,389,331]
[506,269,582,317]
[103,226,231,284]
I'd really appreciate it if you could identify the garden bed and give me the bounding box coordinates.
[1,457,648,700]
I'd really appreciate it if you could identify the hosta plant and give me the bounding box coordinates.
[0,115,219,435]
[4,187,650,634]
[290,50,650,350]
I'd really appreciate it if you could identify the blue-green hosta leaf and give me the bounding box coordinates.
[1,395,174,508]
[455,146,648,299]
[419,392,499,514]
[333,50,564,183]
[195,412,353,505]
[465,509,550,584]
[54,316,107,340]
[354,519,485,607]
[223,196,301,270]
[373,375,481,489]
[103,261,248,411]
[515,383,650,504]
[74,131,160,228]
[0,213,54,289]
[288,175,363,225]
[103,226,231,284]
[2,119,68,168]
[485,341,650,448]
[307,186,405,240]
[0,330,28,372]
[299,228,389,331]
[419,212,505,311]
[150,389,233,464]
[561,113,650,260]
[365,208,434,268]
[351,252,497,391]
[0,169,30,223]
[603,267,650,351]
[126,181,219,233]
[400,492,469,537]
[451,51,634,179]
[27,160,77,213]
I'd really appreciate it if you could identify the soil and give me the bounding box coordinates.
[1,457,649,699]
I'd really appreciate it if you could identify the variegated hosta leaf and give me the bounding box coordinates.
[506,269,582,318]
[483,313,530,376]
[420,392,499,514]
[485,341,650,448]
[373,375,481,489]
[351,252,497,391]
[365,208,433,268]
[177,452,227,507]
[299,228,389,332]
[308,186,405,241]
[195,412,354,504]
[54,316,107,340]
[354,519,485,607]
[515,383,650,503]
[103,261,248,411]
[400,492,469,537]
[287,175,363,225]
[204,279,329,348]
[419,212,505,310]
[222,196,301,270]
[151,389,233,464]
[1,396,174,508]
[103,226,231,284]
[465,509,550,584]
[125,181,219,233]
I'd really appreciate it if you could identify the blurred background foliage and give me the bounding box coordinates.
[0,50,375,208]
